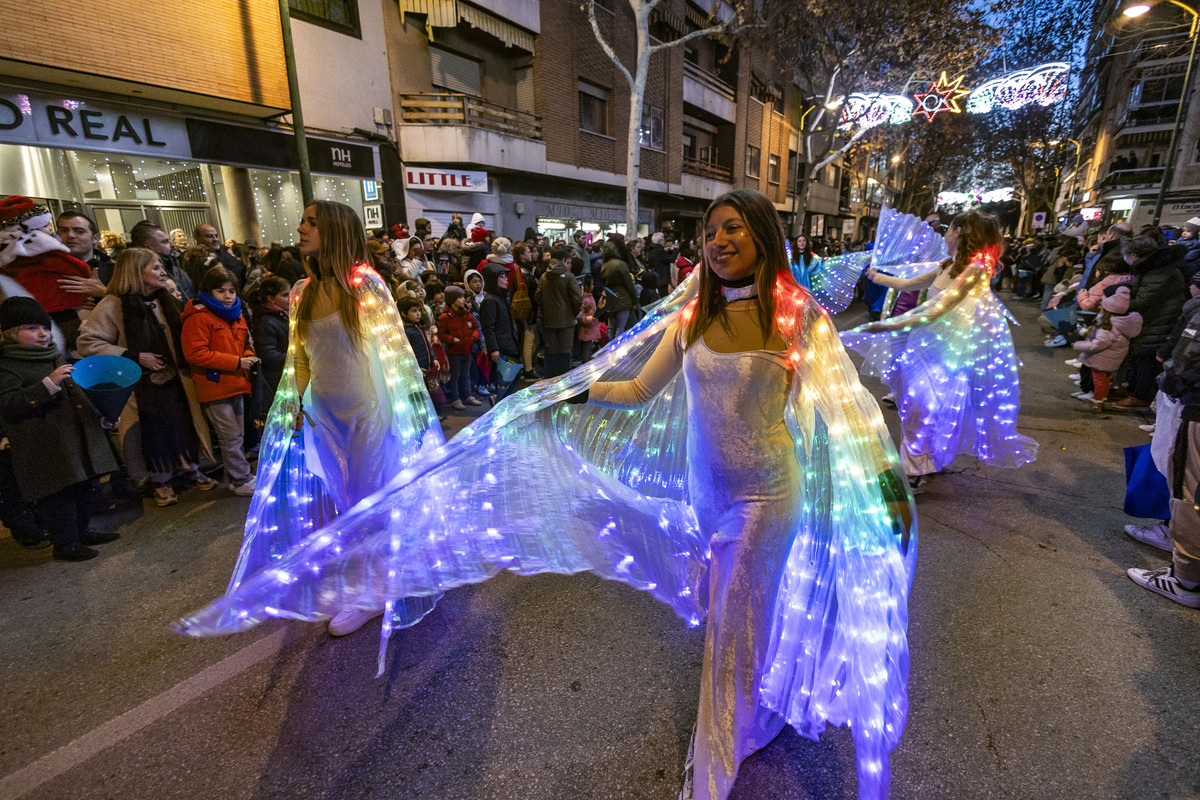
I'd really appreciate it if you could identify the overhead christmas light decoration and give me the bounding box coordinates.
[913,72,969,122]
[837,93,915,131]
[836,63,1071,132]
[936,187,1015,207]
[966,62,1070,114]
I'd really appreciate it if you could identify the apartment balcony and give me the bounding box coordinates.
[683,62,736,123]
[1099,166,1165,192]
[1131,34,1191,66]
[682,156,731,182]
[397,93,546,174]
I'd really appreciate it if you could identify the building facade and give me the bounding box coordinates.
[1063,0,1200,229]
[0,0,390,246]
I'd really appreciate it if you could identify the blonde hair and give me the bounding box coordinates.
[295,200,370,347]
[491,237,513,257]
[106,248,160,296]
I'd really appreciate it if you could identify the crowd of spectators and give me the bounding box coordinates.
[0,199,699,561]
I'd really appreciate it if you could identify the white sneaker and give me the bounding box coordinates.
[1071,391,1093,400]
[1124,521,1173,552]
[1065,358,1081,367]
[231,476,257,496]
[1139,423,1156,433]
[1127,565,1200,608]
[328,607,385,636]
[465,396,482,406]
[1045,335,1068,347]
[1067,373,1081,381]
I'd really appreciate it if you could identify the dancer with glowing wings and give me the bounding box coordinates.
[180,191,915,800]
[793,207,948,314]
[230,200,445,634]
[842,211,1038,493]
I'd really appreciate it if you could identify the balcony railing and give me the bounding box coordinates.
[1099,166,1165,190]
[683,61,735,101]
[682,156,732,182]
[1119,102,1183,129]
[398,93,543,140]
[1131,34,1191,65]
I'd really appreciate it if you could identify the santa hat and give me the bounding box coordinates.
[470,226,490,243]
[0,195,68,268]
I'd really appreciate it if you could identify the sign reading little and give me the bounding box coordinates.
[405,168,488,193]
[0,90,191,158]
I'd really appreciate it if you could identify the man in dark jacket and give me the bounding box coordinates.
[1126,293,1200,607]
[131,222,196,300]
[646,232,675,298]
[1115,237,1188,409]
[536,244,583,377]
[194,223,246,286]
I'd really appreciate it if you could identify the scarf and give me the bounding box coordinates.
[122,290,183,370]
[1,343,62,364]
[197,290,243,323]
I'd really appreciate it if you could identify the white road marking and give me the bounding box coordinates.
[0,629,287,799]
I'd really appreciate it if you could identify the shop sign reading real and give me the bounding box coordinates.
[0,90,191,158]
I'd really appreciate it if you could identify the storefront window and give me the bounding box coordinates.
[72,151,208,203]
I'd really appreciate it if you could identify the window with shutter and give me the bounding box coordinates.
[430,47,482,96]
[515,67,535,113]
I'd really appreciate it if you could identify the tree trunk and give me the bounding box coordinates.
[625,12,651,236]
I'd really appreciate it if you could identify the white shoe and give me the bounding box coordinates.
[1139,423,1156,433]
[1065,358,1081,367]
[1127,566,1200,608]
[452,400,465,410]
[1045,335,1068,347]
[1124,521,1173,552]
[328,607,385,636]
[1067,373,1081,381]
[1071,391,1093,400]
[231,476,257,496]
[465,396,482,406]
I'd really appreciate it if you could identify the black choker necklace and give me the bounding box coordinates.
[713,273,755,288]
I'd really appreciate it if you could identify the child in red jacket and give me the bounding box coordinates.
[437,285,481,410]
[181,267,259,495]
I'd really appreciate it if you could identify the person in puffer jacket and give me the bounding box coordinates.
[1073,285,1143,413]
[181,266,259,494]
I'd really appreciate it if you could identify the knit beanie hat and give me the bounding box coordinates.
[1183,217,1200,235]
[1101,285,1131,315]
[0,296,53,330]
[444,285,465,305]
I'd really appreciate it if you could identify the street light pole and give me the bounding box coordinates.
[278,0,314,207]
[1128,0,1200,226]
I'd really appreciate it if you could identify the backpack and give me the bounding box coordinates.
[510,270,534,320]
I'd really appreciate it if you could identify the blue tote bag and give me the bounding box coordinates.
[1124,443,1172,520]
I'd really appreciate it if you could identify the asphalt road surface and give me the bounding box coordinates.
[2,295,1198,800]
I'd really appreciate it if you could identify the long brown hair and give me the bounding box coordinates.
[684,190,783,349]
[295,200,370,346]
[946,212,1003,277]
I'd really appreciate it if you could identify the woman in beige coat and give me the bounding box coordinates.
[77,248,212,506]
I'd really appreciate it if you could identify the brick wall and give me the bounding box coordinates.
[0,0,290,109]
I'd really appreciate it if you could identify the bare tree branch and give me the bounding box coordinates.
[586,0,634,90]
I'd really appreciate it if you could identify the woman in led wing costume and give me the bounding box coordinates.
[841,212,1038,492]
[180,191,915,800]
[792,208,947,315]
[231,200,445,633]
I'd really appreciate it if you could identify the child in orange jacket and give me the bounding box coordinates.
[181,266,259,495]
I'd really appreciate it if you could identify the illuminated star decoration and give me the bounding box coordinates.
[912,72,969,122]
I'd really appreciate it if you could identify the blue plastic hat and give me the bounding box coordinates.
[71,355,142,421]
